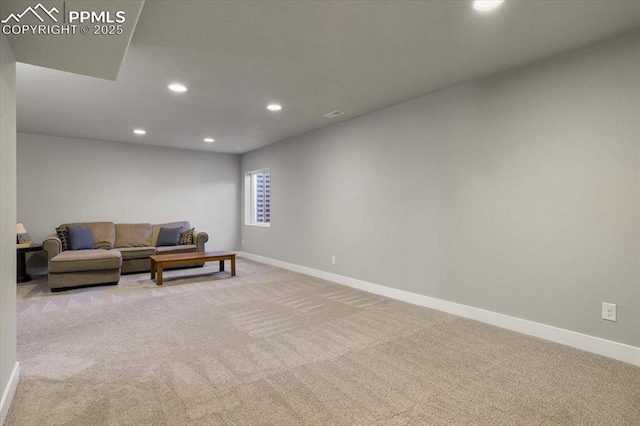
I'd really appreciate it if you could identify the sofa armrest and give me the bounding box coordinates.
[43,235,62,260]
[194,231,208,251]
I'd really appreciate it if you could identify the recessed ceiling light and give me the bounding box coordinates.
[204,138,215,143]
[236,147,244,150]
[323,111,344,119]
[168,83,187,93]
[267,104,282,111]
[473,0,504,11]
[133,129,146,135]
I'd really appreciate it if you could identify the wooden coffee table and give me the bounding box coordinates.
[150,251,236,285]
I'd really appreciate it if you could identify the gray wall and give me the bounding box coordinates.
[18,133,241,264]
[241,30,640,347]
[0,34,18,421]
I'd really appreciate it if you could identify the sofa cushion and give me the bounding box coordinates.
[179,228,194,245]
[155,244,197,254]
[62,222,115,250]
[67,226,95,250]
[152,221,190,246]
[115,223,152,248]
[49,249,122,273]
[157,227,182,246]
[115,247,156,260]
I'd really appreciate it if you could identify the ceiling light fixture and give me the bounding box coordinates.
[133,129,146,135]
[168,83,188,93]
[267,104,282,111]
[473,0,504,11]
[204,138,215,143]
[323,111,344,119]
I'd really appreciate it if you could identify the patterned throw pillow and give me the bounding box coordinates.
[179,227,194,245]
[56,226,70,251]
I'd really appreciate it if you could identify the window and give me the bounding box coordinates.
[245,169,270,226]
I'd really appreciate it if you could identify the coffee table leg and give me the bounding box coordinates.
[157,264,163,286]
[150,259,156,280]
[219,259,225,272]
[231,256,236,276]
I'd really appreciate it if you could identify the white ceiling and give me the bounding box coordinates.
[16,0,640,154]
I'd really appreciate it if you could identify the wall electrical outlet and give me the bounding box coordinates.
[602,302,617,322]
[241,239,245,246]
[331,255,336,265]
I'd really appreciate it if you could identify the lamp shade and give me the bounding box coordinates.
[16,223,27,234]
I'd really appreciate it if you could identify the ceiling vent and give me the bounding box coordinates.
[323,111,344,119]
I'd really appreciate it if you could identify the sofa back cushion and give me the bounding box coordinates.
[115,223,153,248]
[151,221,191,246]
[61,222,115,250]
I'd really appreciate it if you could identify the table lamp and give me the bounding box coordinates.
[16,222,28,244]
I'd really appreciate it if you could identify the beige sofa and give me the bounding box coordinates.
[43,221,208,291]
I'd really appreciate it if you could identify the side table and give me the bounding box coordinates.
[17,244,43,283]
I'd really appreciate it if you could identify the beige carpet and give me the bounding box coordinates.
[6,259,640,425]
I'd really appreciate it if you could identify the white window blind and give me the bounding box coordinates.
[245,169,270,226]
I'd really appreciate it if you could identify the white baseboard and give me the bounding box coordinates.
[238,251,640,367]
[0,362,19,425]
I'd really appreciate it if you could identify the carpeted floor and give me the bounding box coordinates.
[6,259,640,425]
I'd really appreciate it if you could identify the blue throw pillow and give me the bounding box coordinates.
[156,226,182,246]
[67,226,95,250]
